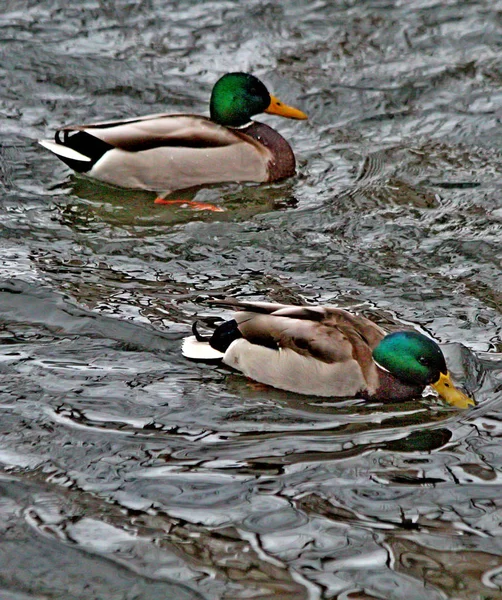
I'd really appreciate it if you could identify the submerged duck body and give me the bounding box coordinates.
[39,72,307,195]
[182,299,474,409]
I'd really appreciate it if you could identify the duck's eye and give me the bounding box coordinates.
[418,356,429,366]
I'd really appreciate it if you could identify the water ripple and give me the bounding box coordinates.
[0,0,501,598]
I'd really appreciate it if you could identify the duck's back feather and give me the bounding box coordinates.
[66,114,245,151]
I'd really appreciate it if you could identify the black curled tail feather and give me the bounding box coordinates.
[192,321,211,341]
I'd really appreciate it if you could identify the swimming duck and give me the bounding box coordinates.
[39,72,307,197]
[182,299,474,408]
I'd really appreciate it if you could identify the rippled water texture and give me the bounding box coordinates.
[1,1,502,598]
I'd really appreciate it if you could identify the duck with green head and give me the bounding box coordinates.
[39,72,307,201]
[182,299,474,408]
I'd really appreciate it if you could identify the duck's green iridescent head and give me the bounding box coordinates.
[209,72,307,127]
[373,331,446,386]
[373,331,474,408]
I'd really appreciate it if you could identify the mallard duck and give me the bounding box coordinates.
[182,299,474,408]
[39,72,307,197]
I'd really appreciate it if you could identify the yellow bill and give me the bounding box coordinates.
[432,371,474,409]
[265,95,308,120]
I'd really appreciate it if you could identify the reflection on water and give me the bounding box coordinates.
[1,0,502,598]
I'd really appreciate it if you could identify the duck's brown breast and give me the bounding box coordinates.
[240,121,296,182]
[366,366,425,402]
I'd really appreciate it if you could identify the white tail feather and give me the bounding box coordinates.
[39,139,92,162]
[182,336,224,361]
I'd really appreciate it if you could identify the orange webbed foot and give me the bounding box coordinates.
[247,381,271,392]
[154,198,225,212]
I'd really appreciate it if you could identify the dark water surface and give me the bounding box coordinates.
[1,0,502,598]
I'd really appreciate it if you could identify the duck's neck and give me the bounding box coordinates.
[238,121,296,181]
[367,365,425,402]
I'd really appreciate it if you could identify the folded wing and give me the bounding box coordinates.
[210,299,387,396]
[40,115,272,193]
